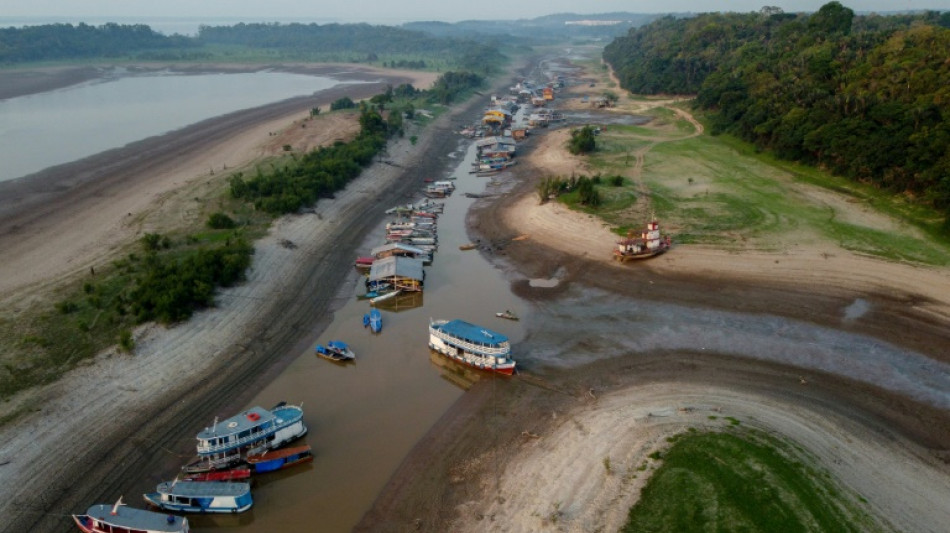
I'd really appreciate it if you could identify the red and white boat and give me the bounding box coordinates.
[614,218,671,262]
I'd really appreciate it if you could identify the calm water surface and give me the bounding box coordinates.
[188,140,525,532]
[0,70,346,182]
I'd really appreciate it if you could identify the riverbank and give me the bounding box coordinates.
[0,62,466,532]
[354,56,950,532]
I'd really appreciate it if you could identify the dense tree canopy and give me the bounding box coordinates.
[0,22,191,63]
[604,3,950,220]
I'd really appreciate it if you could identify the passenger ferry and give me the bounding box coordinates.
[184,403,306,473]
[73,498,189,533]
[428,319,516,375]
[144,481,252,514]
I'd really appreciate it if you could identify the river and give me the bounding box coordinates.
[0,69,352,182]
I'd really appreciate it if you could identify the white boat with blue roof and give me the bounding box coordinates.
[182,402,306,473]
[428,319,516,375]
[73,498,189,533]
[144,481,252,514]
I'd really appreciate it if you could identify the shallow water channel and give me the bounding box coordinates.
[188,140,525,532]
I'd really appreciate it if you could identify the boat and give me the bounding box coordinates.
[459,243,477,251]
[246,444,314,473]
[316,340,356,362]
[495,310,519,321]
[144,481,252,514]
[181,467,251,482]
[428,319,516,375]
[613,217,672,262]
[73,498,189,533]
[370,289,402,305]
[183,403,307,473]
[368,309,382,333]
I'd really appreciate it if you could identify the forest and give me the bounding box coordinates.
[603,3,950,226]
[0,21,502,71]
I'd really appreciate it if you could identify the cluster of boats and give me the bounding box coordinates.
[72,403,311,532]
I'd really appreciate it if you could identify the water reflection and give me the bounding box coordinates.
[428,350,484,391]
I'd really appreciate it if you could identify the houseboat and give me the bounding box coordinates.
[613,218,672,262]
[183,403,307,473]
[247,444,314,473]
[144,481,252,514]
[428,319,516,375]
[73,499,189,533]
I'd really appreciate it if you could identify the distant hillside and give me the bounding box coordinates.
[403,12,665,44]
[603,3,950,225]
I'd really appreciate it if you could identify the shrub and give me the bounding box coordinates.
[207,212,237,230]
[330,96,356,111]
[568,126,597,155]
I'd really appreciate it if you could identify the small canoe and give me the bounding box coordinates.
[495,310,519,321]
[182,468,251,482]
[370,290,401,305]
[368,309,382,333]
[459,243,477,251]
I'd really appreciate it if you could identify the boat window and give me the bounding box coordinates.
[238,430,250,439]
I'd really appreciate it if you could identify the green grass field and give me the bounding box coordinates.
[622,429,883,533]
[567,104,950,265]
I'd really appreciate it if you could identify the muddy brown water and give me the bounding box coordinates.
[187,140,526,532]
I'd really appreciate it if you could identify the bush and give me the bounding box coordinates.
[118,329,134,353]
[207,212,237,229]
[330,96,356,111]
[568,126,597,155]
[609,175,625,186]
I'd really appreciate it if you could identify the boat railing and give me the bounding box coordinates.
[197,408,302,455]
[431,328,510,357]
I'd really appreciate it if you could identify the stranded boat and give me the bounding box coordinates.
[247,444,314,473]
[495,310,519,321]
[183,403,307,473]
[144,481,252,514]
[73,499,189,533]
[315,340,356,362]
[613,218,671,262]
[428,319,516,375]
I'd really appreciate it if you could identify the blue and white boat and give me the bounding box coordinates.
[144,481,252,514]
[73,498,189,533]
[315,340,356,362]
[368,309,382,333]
[183,403,307,473]
[428,319,516,375]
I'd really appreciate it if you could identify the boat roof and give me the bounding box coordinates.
[84,504,187,532]
[368,255,424,282]
[327,340,350,350]
[371,242,426,257]
[435,319,509,345]
[157,481,250,497]
[196,406,275,440]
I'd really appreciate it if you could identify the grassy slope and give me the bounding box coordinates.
[622,428,885,533]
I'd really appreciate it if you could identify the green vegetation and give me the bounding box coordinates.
[604,3,950,226]
[622,429,881,533]
[568,125,597,155]
[0,22,504,73]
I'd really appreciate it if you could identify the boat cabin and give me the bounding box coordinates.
[367,256,424,293]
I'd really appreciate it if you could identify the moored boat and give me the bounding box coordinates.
[316,340,356,362]
[144,481,252,514]
[183,403,307,473]
[181,467,251,482]
[368,309,382,333]
[495,310,519,321]
[428,319,516,375]
[247,444,314,473]
[73,499,189,533]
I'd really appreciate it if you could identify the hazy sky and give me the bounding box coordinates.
[3,0,946,23]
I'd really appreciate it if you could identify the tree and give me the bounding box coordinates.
[568,126,597,155]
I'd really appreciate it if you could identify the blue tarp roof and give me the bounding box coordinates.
[436,319,508,345]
